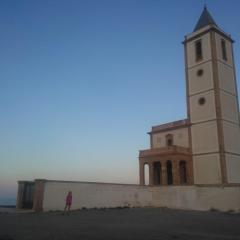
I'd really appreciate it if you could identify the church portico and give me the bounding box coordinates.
[139,146,193,186]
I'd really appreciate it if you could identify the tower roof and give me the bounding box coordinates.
[194,6,218,32]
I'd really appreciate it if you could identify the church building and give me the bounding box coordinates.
[17,7,240,212]
[139,7,240,187]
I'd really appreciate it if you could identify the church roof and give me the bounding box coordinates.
[194,6,218,32]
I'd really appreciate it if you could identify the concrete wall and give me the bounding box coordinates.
[151,128,189,148]
[223,121,240,154]
[191,121,219,154]
[218,62,236,95]
[40,180,240,212]
[42,181,152,211]
[193,154,222,184]
[152,186,240,212]
[220,91,239,123]
[190,90,216,123]
[188,61,214,95]
[226,154,240,183]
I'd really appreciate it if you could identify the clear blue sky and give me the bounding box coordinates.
[1,0,240,204]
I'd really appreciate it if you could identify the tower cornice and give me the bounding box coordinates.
[183,25,234,45]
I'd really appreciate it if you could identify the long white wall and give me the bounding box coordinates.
[41,181,240,212]
[152,186,240,212]
[42,181,152,211]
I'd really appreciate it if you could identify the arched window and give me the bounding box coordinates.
[144,164,149,186]
[166,161,173,185]
[166,134,174,147]
[179,161,187,184]
[153,162,161,185]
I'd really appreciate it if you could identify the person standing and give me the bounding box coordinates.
[63,191,72,215]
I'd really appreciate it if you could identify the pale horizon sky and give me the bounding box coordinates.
[1,0,240,205]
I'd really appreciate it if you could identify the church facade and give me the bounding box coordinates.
[139,7,240,187]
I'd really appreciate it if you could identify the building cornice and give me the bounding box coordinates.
[183,25,234,44]
[148,119,190,134]
[139,146,191,158]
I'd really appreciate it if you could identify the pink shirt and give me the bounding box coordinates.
[66,193,72,205]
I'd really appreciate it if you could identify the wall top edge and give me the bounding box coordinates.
[33,179,144,187]
[18,180,35,184]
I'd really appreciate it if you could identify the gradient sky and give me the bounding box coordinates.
[1,0,240,204]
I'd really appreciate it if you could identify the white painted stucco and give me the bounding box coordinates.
[188,61,214,95]
[218,62,236,95]
[220,91,239,123]
[152,186,240,212]
[191,121,219,154]
[42,181,152,211]
[223,121,240,154]
[190,90,216,123]
[226,154,240,183]
[193,153,222,184]
[152,128,189,148]
[41,180,240,212]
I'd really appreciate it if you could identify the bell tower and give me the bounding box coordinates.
[184,7,240,185]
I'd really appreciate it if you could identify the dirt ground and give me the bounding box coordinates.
[0,207,240,240]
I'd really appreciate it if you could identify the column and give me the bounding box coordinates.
[139,160,145,185]
[149,162,154,186]
[187,157,194,185]
[161,161,167,185]
[172,158,180,185]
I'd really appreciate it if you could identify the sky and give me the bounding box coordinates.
[0,0,240,205]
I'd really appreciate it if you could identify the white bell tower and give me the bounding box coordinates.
[184,7,240,185]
